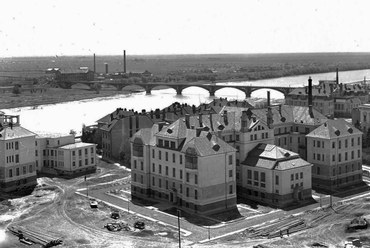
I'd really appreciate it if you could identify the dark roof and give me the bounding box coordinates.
[306,119,362,139]
[252,105,327,126]
[242,143,310,170]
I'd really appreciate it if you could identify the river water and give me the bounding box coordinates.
[2,69,370,135]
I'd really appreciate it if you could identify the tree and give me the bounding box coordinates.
[69,129,77,136]
[92,83,102,94]
[12,86,21,95]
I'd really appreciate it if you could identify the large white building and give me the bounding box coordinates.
[0,114,37,193]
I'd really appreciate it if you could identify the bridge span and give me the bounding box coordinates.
[56,80,295,98]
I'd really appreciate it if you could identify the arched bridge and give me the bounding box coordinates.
[56,80,295,98]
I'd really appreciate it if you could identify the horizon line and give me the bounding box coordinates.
[2,51,370,59]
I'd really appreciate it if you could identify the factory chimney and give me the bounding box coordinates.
[266,91,273,127]
[93,53,96,73]
[123,50,126,73]
[336,68,339,84]
[308,76,313,116]
[105,63,108,74]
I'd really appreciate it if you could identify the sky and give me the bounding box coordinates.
[1,0,370,57]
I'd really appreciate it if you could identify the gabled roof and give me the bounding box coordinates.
[181,132,236,156]
[131,124,159,146]
[0,126,36,140]
[288,86,331,97]
[96,108,135,124]
[306,119,362,139]
[252,105,327,126]
[157,118,188,139]
[242,143,310,170]
[101,119,119,132]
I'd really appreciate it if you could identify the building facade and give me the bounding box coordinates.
[306,119,363,191]
[240,144,312,207]
[0,115,38,193]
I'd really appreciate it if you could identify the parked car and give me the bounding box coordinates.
[111,211,120,219]
[134,221,145,230]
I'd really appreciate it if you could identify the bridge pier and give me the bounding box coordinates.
[244,89,252,98]
[116,85,124,91]
[209,90,215,97]
[176,88,182,95]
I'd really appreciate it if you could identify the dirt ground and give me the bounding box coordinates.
[2,160,370,248]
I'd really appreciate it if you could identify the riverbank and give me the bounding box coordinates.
[0,86,145,110]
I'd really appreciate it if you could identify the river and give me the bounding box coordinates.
[2,69,370,135]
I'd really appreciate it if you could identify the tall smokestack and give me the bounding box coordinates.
[308,76,313,116]
[266,91,273,127]
[267,91,271,107]
[105,63,108,74]
[124,50,126,73]
[336,68,339,84]
[93,53,96,73]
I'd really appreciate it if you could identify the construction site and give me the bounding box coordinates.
[0,158,369,248]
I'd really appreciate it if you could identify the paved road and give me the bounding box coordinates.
[80,181,370,244]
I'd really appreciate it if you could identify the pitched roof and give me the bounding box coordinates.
[96,108,135,124]
[0,126,36,140]
[252,105,327,126]
[306,119,362,139]
[182,133,236,156]
[131,124,159,146]
[242,143,310,170]
[288,86,331,97]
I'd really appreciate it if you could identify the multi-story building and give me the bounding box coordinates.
[131,119,237,214]
[306,119,363,191]
[240,143,312,207]
[36,133,97,176]
[353,104,370,132]
[0,114,37,193]
[334,98,361,118]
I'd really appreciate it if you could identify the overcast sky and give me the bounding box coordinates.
[1,0,369,57]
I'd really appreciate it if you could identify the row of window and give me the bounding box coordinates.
[6,155,19,164]
[5,141,19,150]
[250,132,269,141]
[43,157,94,168]
[246,170,266,188]
[8,164,33,178]
[313,150,361,162]
[41,147,94,157]
[152,148,184,164]
[314,162,361,175]
[313,137,361,149]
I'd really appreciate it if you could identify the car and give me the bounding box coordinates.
[134,221,145,230]
[111,212,120,219]
[90,199,98,208]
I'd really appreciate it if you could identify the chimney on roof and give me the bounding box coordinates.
[336,68,339,84]
[241,110,249,133]
[209,112,214,131]
[142,109,146,114]
[105,63,108,74]
[223,110,228,125]
[185,114,190,129]
[196,127,203,137]
[158,122,165,131]
[279,104,282,116]
[266,91,273,127]
[199,113,203,126]
[162,109,166,121]
[93,53,96,73]
[123,50,126,73]
[110,113,113,121]
[308,76,313,116]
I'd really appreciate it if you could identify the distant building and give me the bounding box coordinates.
[0,114,37,193]
[306,119,363,190]
[353,104,370,132]
[50,68,94,82]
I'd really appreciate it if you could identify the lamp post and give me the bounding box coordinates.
[177,210,181,248]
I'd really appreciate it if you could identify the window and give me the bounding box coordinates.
[85,158,88,165]
[295,173,298,180]
[141,175,143,184]
[134,160,137,169]
[152,150,155,158]
[351,138,354,147]
[152,177,155,186]
[313,140,316,147]
[165,152,168,161]
[317,167,321,175]
[158,139,163,146]
[173,154,176,163]
[85,148,88,155]
[186,187,189,197]
[186,173,189,182]
[236,135,239,141]
[152,163,155,172]
[229,170,233,177]
[333,168,336,176]
[247,170,252,179]
[358,149,361,158]
[300,172,303,179]
[351,151,354,159]
[180,170,183,179]
[91,147,94,153]
[165,166,168,176]
[141,161,143,170]
[275,175,279,185]
[254,171,259,181]
[345,152,348,161]
[228,155,233,165]
[332,155,335,162]
[180,155,183,164]
[322,141,324,148]
[166,180,168,189]
[195,190,198,199]
[332,142,335,149]
[9,169,12,178]
[23,166,26,174]
[15,154,19,163]
[170,141,175,148]
[159,179,162,188]
[16,168,20,176]
[250,135,253,141]
[339,154,341,162]
[164,140,169,147]
[229,185,233,194]
[345,139,348,148]
[91,157,94,164]
[159,164,162,174]
[339,141,341,149]
[317,141,320,148]
[195,174,198,184]
[358,137,361,146]
[79,150,82,156]
[291,174,294,181]
[261,172,265,182]
[79,160,82,167]
[159,151,161,160]
[15,141,19,150]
